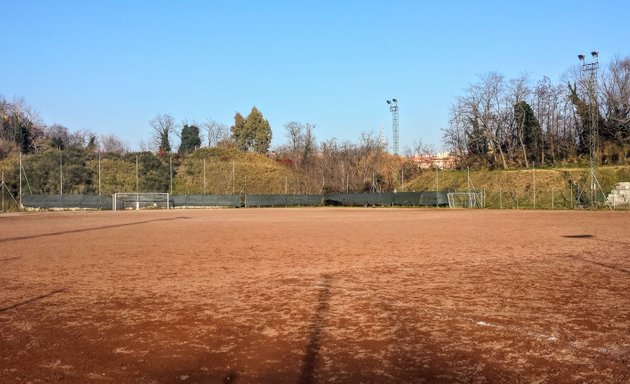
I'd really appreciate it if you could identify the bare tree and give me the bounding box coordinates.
[302,123,316,165]
[442,99,469,157]
[404,139,435,157]
[203,119,230,148]
[68,129,97,149]
[99,134,127,154]
[284,121,304,152]
[150,114,175,153]
[46,124,70,149]
[602,57,630,150]
[460,73,509,168]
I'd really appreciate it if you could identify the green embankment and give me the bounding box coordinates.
[406,166,630,209]
[172,148,311,195]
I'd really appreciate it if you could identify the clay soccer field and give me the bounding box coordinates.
[0,208,628,383]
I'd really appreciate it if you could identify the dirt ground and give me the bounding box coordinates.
[0,208,628,383]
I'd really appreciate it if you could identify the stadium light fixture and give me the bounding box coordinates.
[591,51,598,58]
[578,54,585,61]
[386,100,391,104]
[392,98,397,103]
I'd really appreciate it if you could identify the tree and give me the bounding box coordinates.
[568,82,592,156]
[0,98,40,154]
[283,121,316,166]
[47,124,70,150]
[150,114,175,154]
[404,139,435,157]
[247,107,272,154]
[231,107,272,153]
[514,101,542,166]
[302,123,316,165]
[231,112,248,151]
[99,134,127,154]
[602,57,630,150]
[179,124,201,154]
[204,119,230,147]
[284,121,304,152]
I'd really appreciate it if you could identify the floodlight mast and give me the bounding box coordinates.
[386,99,399,155]
[578,51,600,208]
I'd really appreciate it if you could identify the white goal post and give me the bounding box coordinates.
[447,192,482,208]
[112,192,170,211]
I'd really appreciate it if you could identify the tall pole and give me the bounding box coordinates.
[232,160,235,195]
[19,152,22,207]
[135,155,140,210]
[98,152,101,195]
[386,99,399,155]
[435,167,439,208]
[135,155,139,194]
[1,172,4,212]
[203,159,206,194]
[579,51,600,209]
[59,149,63,195]
[533,163,536,209]
[401,169,404,192]
[467,166,471,193]
[169,156,173,195]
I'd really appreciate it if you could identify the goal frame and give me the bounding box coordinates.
[447,192,482,208]
[112,192,170,211]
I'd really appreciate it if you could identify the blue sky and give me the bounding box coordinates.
[1,0,629,152]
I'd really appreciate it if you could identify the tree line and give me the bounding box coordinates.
[2,55,629,198]
[1,99,424,196]
[443,56,630,169]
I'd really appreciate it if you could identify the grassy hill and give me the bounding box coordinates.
[405,166,630,209]
[172,147,314,195]
[2,147,629,211]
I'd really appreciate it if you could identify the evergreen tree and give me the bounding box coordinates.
[514,101,543,164]
[246,107,272,154]
[179,124,201,154]
[231,107,272,153]
[231,112,248,151]
[11,113,33,153]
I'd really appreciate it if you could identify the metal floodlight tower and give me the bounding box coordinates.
[578,50,600,208]
[386,98,399,155]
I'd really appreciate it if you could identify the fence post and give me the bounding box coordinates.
[169,156,173,195]
[552,188,555,210]
[499,188,503,209]
[60,149,63,195]
[533,164,536,209]
[435,167,439,208]
[98,152,101,195]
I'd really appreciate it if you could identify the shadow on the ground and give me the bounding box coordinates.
[0,256,20,263]
[0,288,66,312]
[562,234,630,245]
[0,217,191,243]
[298,274,333,384]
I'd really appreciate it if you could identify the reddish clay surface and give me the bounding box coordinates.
[0,208,629,383]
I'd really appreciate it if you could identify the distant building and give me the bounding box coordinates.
[409,152,457,170]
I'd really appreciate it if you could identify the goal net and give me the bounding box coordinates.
[112,192,170,211]
[447,192,481,208]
